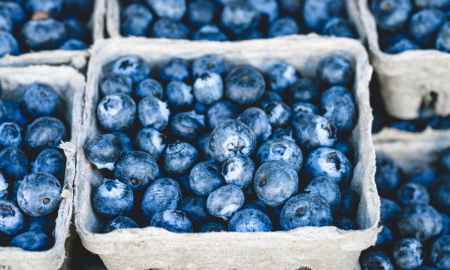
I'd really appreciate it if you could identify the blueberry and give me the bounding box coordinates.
[64,18,89,41]
[84,133,124,170]
[1,100,27,127]
[0,122,21,148]
[22,83,60,118]
[397,203,443,240]
[206,100,238,130]
[60,39,87,50]
[435,180,450,214]
[370,0,413,31]
[397,182,430,206]
[160,58,190,82]
[339,190,360,218]
[0,147,28,180]
[121,4,153,37]
[136,127,166,159]
[147,0,186,20]
[0,173,7,199]
[380,197,401,224]
[22,19,67,51]
[17,173,61,217]
[254,160,298,207]
[292,101,320,115]
[138,96,170,131]
[261,100,292,127]
[141,178,181,221]
[305,176,341,210]
[221,155,255,189]
[316,54,353,88]
[439,213,450,236]
[152,18,189,39]
[192,25,228,41]
[92,178,134,218]
[431,235,450,269]
[114,151,159,190]
[193,72,223,105]
[221,1,259,35]
[26,0,63,16]
[409,167,437,188]
[304,147,352,185]
[238,107,272,142]
[0,13,12,32]
[303,0,345,32]
[441,148,450,172]
[249,0,279,21]
[108,55,151,85]
[0,200,24,236]
[100,75,132,97]
[189,160,223,196]
[376,225,395,246]
[280,193,333,230]
[393,238,423,269]
[10,231,50,251]
[104,216,138,233]
[208,119,256,162]
[225,65,265,105]
[375,154,401,196]
[290,79,320,104]
[268,17,300,38]
[192,54,226,78]
[228,208,272,232]
[97,94,136,131]
[166,81,194,109]
[199,221,226,232]
[150,209,193,233]
[257,138,302,171]
[0,31,19,57]
[163,142,198,175]
[187,0,216,26]
[25,117,65,150]
[180,196,208,224]
[409,9,446,46]
[386,37,419,54]
[0,2,25,26]
[266,62,299,94]
[260,90,283,106]
[436,22,450,52]
[322,18,356,38]
[360,250,394,270]
[207,184,245,220]
[113,132,133,151]
[170,111,204,141]
[292,113,337,151]
[136,79,163,99]
[32,148,65,179]
[321,87,355,134]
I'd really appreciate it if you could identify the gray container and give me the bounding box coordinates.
[75,36,379,270]
[358,0,450,119]
[0,65,85,270]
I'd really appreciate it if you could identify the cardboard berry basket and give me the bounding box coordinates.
[373,128,450,144]
[358,0,450,120]
[106,0,366,41]
[75,36,380,270]
[0,65,84,270]
[0,0,107,70]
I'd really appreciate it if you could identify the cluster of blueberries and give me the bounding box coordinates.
[0,0,93,57]
[120,0,358,41]
[85,53,361,233]
[0,83,68,251]
[371,0,450,54]
[360,150,450,269]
